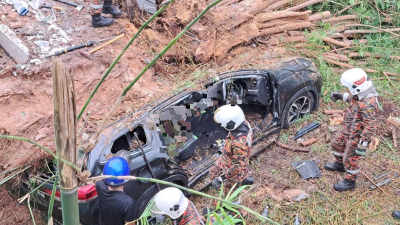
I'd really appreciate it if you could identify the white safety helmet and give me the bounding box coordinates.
[340,68,372,95]
[214,104,245,131]
[150,187,189,219]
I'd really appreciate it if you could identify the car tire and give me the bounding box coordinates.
[281,90,315,129]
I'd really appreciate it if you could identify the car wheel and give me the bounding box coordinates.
[282,91,314,129]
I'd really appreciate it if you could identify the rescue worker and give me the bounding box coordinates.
[208,104,254,194]
[95,157,136,225]
[151,187,215,225]
[393,210,400,220]
[325,68,379,192]
[90,0,121,28]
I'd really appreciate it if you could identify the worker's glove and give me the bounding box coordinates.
[355,141,368,156]
[330,92,343,102]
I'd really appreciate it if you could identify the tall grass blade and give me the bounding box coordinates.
[27,195,36,225]
[48,175,59,223]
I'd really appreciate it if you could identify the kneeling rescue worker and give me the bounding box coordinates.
[325,68,379,191]
[208,104,254,194]
[151,187,215,225]
[95,157,136,225]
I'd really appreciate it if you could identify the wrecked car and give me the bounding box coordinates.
[19,57,322,225]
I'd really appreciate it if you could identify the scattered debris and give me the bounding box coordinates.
[296,137,305,144]
[292,122,320,140]
[9,22,23,29]
[261,205,269,217]
[53,0,83,11]
[392,128,397,148]
[360,171,387,194]
[370,172,398,189]
[0,24,30,63]
[374,171,394,181]
[292,160,321,180]
[324,109,344,115]
[294,213,301,225]
[276,141,310,153]
[299,138,317,147]
[262,186,309,202]
[329,115,344,126]
[368,137,380,151]
[387,117,400,127]
[282,189,309,202]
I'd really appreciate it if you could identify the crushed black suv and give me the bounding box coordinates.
[19,57,322,225]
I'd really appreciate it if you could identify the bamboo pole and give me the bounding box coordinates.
[86,175,280,225]
[52,59,79,225]
[76,0,175,121]
[96,0,224,134]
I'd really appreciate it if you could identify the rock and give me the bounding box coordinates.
[296,138,305,144]
[368,137,380,151]
[10,21,23,29]
[35,133,46,141]
[328,125,339,132]
[82,132,89,141]
[282,189,309,202]
[329,115,343,126]
[34,40,50,47]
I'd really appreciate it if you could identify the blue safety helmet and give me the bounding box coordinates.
[103,157,130,186]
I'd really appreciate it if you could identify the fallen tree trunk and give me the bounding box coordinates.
[344,28,400,35]
[260,21,313,36]
[285,0,324,11]
[308,11,331,22]
[323,53,350,62]
[267,0,292,10]
[344,39,368,45]
[276,141,310,152]
[346,52,400,60]
[322,37,350,47]
[322,15,357,23]
[323,58,400,76]
[255,10,312,23]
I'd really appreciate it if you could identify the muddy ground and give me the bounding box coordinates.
[1,0,400,224]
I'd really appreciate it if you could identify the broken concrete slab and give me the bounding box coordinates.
[0,24,30,63]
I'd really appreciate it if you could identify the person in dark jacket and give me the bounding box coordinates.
[325,68,379,192]
[95,157,136,225]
